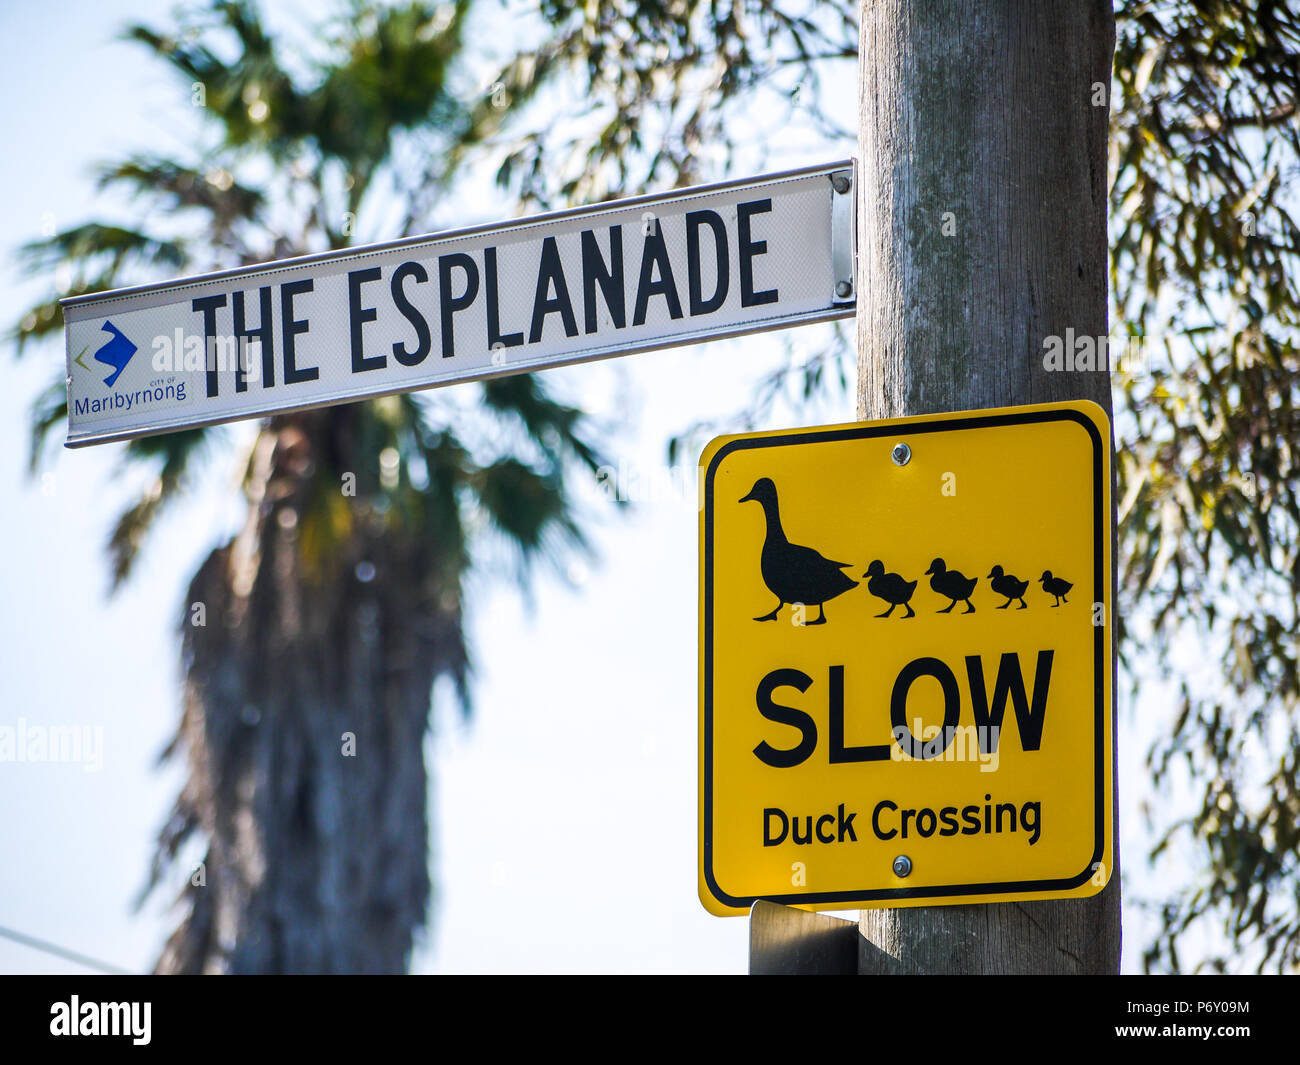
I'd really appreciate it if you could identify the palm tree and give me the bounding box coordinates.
[12,0,605,973]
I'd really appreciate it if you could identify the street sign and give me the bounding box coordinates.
[698,401,1114,915]
[61,160,855,447]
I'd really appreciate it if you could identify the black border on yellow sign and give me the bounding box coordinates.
[701,406,1107,909]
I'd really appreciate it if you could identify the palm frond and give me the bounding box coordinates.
[471,456,579,560]
[126,3,305,160]
[480,374,604,473]
[99,156,265,224]
[311,1,471,173]
[28,377,69,473]
[107,430,213,588]
[18,224,186,275]
[10,272,123,357]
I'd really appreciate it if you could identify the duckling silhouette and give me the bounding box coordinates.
[925,558,977,614]
[1040,570,1073,606]
[988,565,1029,609]
[863,560,917,618]
[740,477,857,625]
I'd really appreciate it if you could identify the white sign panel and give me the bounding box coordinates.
[62,160,855,447]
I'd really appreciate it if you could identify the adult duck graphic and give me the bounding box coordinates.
[740,477,857,625]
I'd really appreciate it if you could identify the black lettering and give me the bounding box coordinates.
[816,814,835,844]
[901,808,915,838]
[737,198,779,306]
[438,253,479,359]
[752,668,817,769]
[484,247,524,350]
[233,286,274,390]
[915,808,936,838]
[391,261,432,366]
[939,807,959,836]
[829,664,890,763]
[685,209,729,315]
[872,799,897,841]
[965,650,1054,752]
[349,267,385,373]
[961,805,981,834]
[996,801,1017,833]
[763,808,788,846]
[923,726,952,760]
[890,657,960,759]
[581,227,626,333]
[529,236,579,343]
[192,294,227,399]
[791,816,812,846]
[1022,801,1042,845]
[632,225,683,325]
[837,803,857,842]
[280,279,317,384]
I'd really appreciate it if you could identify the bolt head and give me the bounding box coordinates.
[831,174,851,195]
[892,854,912,878]
[891,442,912,466]
[835,280,852,298]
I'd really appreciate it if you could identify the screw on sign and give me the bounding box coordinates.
[698,401,1114,914]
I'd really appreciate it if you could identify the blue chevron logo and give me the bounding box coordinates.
[93,320,138,388]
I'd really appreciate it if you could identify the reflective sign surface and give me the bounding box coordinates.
[699,402,1114,914]
[62,161,854,447]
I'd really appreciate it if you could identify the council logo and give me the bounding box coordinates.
[92,320,138,388]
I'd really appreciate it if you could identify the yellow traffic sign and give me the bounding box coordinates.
[698,401,1113,915]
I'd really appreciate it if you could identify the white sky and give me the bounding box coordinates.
[0,0,1178,974]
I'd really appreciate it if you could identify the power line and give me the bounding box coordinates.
[0,923,136,975]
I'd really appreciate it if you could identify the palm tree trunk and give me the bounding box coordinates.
[154,410,465,973]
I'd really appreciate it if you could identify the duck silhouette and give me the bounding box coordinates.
[988,565,1029,610]
[740,478,857,625]
[863,560,917,618]
[1040,570,1073,606]
[925,558,977,614]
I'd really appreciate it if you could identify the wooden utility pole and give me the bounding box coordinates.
[854,0,1121,972]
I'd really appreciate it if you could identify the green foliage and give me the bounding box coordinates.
[100,157,265,240]
[107,430,213,588]
[445,0,855,208]
[1110,0,1300,973]
[13,226,184,362]
[11,1,606,705]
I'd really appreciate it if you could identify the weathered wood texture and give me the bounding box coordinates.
[855,0,1121,973]
[750,902,859,975]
